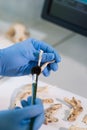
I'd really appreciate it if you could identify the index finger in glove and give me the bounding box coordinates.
[21,97,43,107]
[31,38,61,63]
[27,96,43,105]
[21,96,32,107]
[31,38,54,52]
[41,53,55,63]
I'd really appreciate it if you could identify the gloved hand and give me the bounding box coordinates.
[0,38,61,76]
[0,97,44,130]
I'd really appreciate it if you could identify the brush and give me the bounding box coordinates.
[30,50,43,130]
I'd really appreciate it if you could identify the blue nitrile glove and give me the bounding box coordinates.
[0,38,61,76]
[20,96,45,130]
[0,98,44,130]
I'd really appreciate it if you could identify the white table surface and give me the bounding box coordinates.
[0,76,87,130]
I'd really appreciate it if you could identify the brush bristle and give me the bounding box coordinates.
[31,66,41,75]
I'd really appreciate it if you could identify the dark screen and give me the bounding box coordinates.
[50,0,87,29]
[42,0,87,36]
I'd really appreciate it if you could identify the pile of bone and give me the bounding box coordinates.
[64,97,83,121]
[44,103,62,125]
[69,126,87,130]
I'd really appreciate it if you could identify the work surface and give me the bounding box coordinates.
[0,76,87,130]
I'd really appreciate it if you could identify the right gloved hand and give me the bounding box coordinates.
[0,97,44,130]
[0,38,61,77]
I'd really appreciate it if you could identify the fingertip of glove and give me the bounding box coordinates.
[42,53,55,62]
[27,96,43,105]
[21,100,28,107]
[15,106,21,109]
[50,63,58,71]
[42,69,50,77]
[56,54,61,63]
[58,55,61,62]
[43,73,50,77]
[35,98,43,104]
[27,96,32,105]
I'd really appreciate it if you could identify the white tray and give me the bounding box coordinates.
[0,76,87,130]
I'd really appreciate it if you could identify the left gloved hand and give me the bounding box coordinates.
[0,97,44,130]
[0,38,61,76]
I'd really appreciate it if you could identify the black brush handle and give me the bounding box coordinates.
[30,75,38,130]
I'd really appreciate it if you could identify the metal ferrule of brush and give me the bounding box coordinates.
[32,74,37,84]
